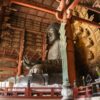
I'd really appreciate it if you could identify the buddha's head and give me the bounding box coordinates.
[47,23,60,44]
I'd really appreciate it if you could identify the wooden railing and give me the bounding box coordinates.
[0,87,62,99]
[73,81,100,98]
[0,82,99,99]
[78,85,92,98]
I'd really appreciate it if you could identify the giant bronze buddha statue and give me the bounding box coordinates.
[25,23,62,75]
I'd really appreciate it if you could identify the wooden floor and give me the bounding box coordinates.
[76,97,100,100]
[0,97,100,100]
[0,98,60,100]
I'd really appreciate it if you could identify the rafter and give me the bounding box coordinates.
[10,0,99,28]
[0,67,17,72]
[0,57,18,62]
[11,14,49,25]
[72,16,100,28]
[80,4,100,14]
[10,0,56,15]
[11,25,48,34]
[0,74,16,79]
[0,50,18,58]
[16,10,53,21]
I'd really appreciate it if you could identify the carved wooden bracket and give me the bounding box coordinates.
[55,0,80,22]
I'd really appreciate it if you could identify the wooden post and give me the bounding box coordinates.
[56,0,77,85]
[17,30,25,76]
[0,6,4,29]
[42,33,46,61]
[60,20,76,99]
[66,19,76,85]
[59,14,76,85]
[59,22,69,84]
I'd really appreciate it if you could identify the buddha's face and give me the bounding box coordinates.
[47,28,56,44]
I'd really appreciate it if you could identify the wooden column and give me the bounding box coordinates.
[59,20,76,85]
[56,0,78,85]
[17,30,25,76]
[0,6,5,30]
[59,23,69,84]
[66,19,76,85]
[42,33,46,61]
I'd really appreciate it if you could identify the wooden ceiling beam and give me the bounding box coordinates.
[0,49,19,57]
[17,10,53,21]
[11,26,46,34]
[0,67,17,72]
[10,15,49,32]
[80,4,100,14]
[0,74,16,78]
[10,0,57,15]
[10,0,100,28]
[72,16,100,28]
[0,57,18,62]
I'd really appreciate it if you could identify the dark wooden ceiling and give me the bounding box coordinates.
[0,0,60,80]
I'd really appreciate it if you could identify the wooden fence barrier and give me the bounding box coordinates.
[0,87,62,99]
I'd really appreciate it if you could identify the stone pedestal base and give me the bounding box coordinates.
[61,83,73,100]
